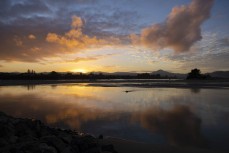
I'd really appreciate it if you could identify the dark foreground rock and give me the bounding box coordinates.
[0,112,117,153]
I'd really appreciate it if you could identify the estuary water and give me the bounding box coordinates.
[0,84,228,151]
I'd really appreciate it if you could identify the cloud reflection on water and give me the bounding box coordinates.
[132,105,205,146]
[0,92,205,146]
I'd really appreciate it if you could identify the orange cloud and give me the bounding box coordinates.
[131,0,214,52]
[28,34,36,40]
[46,15,108,49]
[68,53,117,63]
[13,35,23,47]
[71,16,84,28]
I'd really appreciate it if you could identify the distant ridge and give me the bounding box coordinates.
[207,71,229,78]
[91,70,229,79]
[151,70,186,79]
[90,70,187,78]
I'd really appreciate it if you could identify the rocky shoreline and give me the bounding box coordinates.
[0,112,117,153]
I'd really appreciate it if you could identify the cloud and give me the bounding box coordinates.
[0,0,219,65]
[46,15,119,49]
[0,91,206,146]
[0,15,119,62]
[0,1,127,62]
[28,34,36,40]
[68,53,117,63]
[71,16,84,28]
[0,93,122,129]
[166,33,229,72]
[131,0,214,52]
[13,35,23,46]
[219,37,229,46]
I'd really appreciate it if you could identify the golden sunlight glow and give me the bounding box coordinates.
[71,69,87,73]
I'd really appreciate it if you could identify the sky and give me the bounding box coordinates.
[0,0,228,73]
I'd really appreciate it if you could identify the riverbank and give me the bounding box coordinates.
[0,79,229,89]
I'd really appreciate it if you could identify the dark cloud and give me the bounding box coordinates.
[0,0,52,23]
[219,37,229,46]
[131,0,214,52]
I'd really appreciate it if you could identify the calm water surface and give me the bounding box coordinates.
[0,84,228,150]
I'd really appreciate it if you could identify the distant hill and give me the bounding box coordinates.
[207,71,229,78]
[151,70,187,79]
[90,70,187,78]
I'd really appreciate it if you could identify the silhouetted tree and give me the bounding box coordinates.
[187,68,202,79]
[48,71,60,79]
[137,73,150,79]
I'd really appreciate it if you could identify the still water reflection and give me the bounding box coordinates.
[0,84,228,150]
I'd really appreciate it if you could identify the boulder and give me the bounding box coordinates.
[40,135,67,152]
[0,112,118,153]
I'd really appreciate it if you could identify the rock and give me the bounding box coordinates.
[98,134,103,140]
[84,147,101,153]
[71,136,88,152]
[17,135,38,143]
[19,142,42,153]
[39,127,53,137]
[101,144,117,153]
[40,135,66,152]
[62,146,77,153]
[0,123,15,140]
[57,130,73,144]
[14,120,36,137]
[0,138,8,147]
[0,112,118,153]
[8,135,18,144]
[39,143,57,153]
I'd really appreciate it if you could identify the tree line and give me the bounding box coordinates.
[0,68,211,80]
